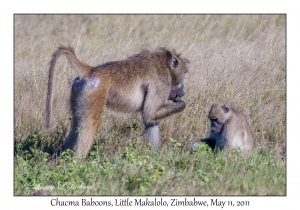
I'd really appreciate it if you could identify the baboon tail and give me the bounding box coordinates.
[46,45,92,129]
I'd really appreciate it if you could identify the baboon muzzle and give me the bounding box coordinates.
[168,84,185,101]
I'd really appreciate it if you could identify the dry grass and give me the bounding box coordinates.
[14,14,286,196]
[14,14,285,148]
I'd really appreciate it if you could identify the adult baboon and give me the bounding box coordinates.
[188,103,253,153]
[46,45,189,159]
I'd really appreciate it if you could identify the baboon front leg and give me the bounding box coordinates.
[142,115,160,148]
[152,99,186,121]
[141,90,185,148]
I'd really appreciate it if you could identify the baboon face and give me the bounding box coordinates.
[168,55,189,101]
[209,103,230,133]
[210,118,223,133]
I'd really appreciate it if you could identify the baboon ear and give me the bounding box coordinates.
[170,57,178,68]
[221,104,230,113]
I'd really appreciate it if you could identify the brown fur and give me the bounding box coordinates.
[46,45,189,159]
[188,103,254,153]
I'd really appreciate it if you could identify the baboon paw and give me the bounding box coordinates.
[187,142,197,152]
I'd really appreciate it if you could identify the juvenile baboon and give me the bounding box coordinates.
[46,45,189,159]
[188,103,253,153]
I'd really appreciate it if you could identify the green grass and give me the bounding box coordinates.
[14,132,285,195]
[14,14,286,195]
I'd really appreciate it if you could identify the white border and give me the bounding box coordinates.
[3,0,298,209]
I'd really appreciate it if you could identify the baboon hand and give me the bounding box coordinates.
[173,98,185,104]
[187,141,197,152]
[172,98,186,112]
[172,97,185,103]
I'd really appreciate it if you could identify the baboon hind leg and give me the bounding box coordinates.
[53,77,85,160]
[75,78,109,158]
[55,76,108,159]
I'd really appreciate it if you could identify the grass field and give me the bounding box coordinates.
[14,14,286,196]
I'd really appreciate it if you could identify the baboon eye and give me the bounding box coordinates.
[221,104,230,113]
[171,57,178,68]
